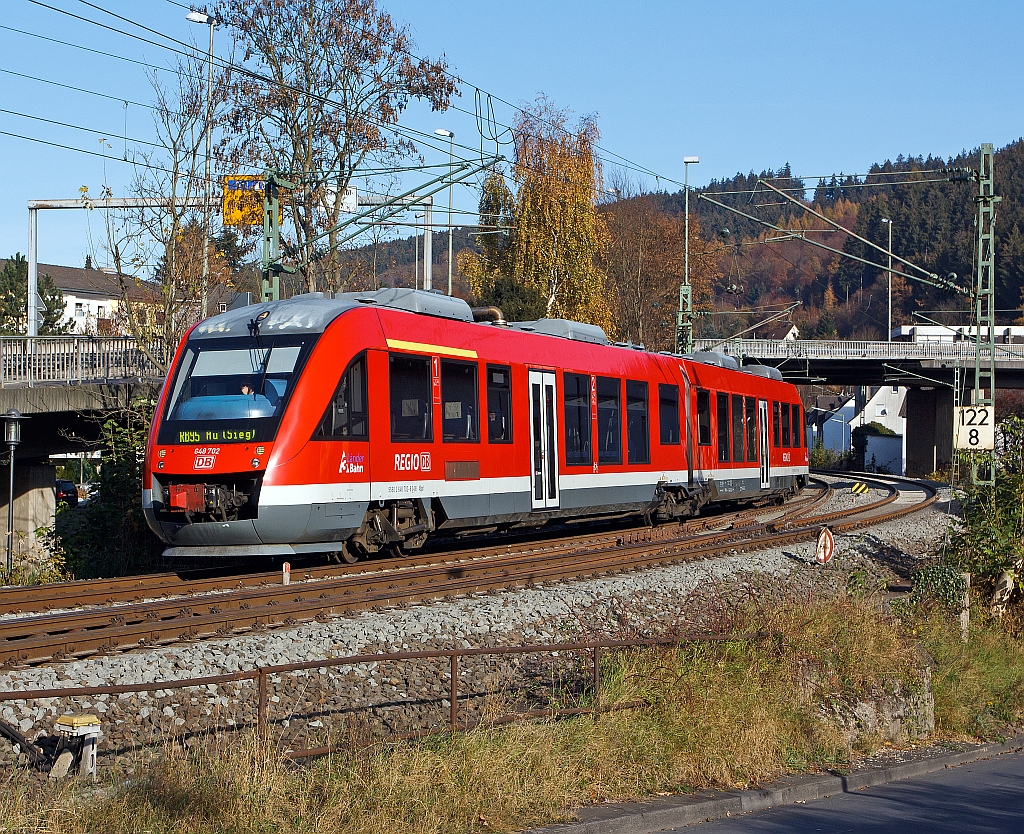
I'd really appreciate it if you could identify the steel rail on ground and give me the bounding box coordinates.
[0,476,931,667]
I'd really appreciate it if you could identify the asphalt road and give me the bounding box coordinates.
[671,750,1024,833]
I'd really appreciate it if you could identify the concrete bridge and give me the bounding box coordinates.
[694,338,1024,387]
[695,338,1024,477]
[0,336,164,562]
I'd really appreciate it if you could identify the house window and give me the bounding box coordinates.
[75,303,85,317]
[96,305,106,318]
[219,303,228,314]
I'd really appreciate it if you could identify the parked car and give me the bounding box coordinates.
[56,479,79,508]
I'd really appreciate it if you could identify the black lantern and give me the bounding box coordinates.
[3,410,24,582]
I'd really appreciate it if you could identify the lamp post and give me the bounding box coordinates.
[881,217,893,341]
[3,410,23,582]
[435,129,455,295]
[186,10,218,319]
[683,156,699,297]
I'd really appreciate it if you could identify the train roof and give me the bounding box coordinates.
[190,288,783,382]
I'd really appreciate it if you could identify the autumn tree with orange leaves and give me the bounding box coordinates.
[600,180,716,351]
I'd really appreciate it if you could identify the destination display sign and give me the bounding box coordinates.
[177,425,259,444]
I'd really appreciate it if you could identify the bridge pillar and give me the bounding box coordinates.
[904,388,953,477]
[0,463,57,564]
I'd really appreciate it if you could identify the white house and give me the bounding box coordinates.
[816,386,907,473]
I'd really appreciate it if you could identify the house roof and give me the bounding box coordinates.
[0,259,129,300]
[752,322,799,340]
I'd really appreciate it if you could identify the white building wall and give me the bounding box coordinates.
[61,294,118,334]
[822,399,856,454]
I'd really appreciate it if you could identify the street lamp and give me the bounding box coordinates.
[683,155,699,305]
[881,218,893,342]
[3,410,23,582]
[187,10,218,320]
[435,129,455,295]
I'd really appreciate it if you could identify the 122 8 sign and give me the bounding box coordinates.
[955,406,994,450]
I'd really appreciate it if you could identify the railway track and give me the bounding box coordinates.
[0,482,831,618]
[0,475,930,667]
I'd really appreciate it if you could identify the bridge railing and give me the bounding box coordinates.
[694,338,1024,362]
[0,337,167,388]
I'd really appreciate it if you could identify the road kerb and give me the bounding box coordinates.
[523,735,1024,834]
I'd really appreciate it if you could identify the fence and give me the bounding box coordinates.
[0,632,766,766]
[694,338,1024,362]
[0,337,166,388]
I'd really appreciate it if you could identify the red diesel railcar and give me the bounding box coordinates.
[143,289,809,561]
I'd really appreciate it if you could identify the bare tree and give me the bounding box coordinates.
[98,55,228,370]
[215,0,458,292]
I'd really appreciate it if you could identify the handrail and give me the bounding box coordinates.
[0,336,166,388]
[0,631,768,762]
[694,338,1024,362]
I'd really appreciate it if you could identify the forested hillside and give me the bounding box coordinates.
[663,141,1024,340]
[346,140,1024,343]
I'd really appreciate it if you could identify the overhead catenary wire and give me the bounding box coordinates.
[76,0,679,186]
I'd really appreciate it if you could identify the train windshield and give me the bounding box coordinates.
[159,336,311,444]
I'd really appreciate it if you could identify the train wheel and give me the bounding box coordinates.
[329,543,359,565]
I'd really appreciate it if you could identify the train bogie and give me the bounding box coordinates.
[143,289,809,560]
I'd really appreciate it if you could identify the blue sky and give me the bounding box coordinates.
[2,0,1022,270]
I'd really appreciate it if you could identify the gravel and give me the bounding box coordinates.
[0,480,955,770]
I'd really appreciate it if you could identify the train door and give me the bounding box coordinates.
[758,399,770,489]
[528,370,559,509]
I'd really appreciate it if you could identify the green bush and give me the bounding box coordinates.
[948,415,1024,588]
[43,405,163,578]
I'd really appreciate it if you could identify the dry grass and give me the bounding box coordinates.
[0,593,932,834]
[919,610,1024,738]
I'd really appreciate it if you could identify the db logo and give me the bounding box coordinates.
[193,455,216,470]
[394,452,431,472]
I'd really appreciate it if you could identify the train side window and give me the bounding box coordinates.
[563,372,592,466]
[441,360,478,442]
[772,401,781,448]
[731,393,745,462]
[716,392,730,462]
[389,353,432,442]
[597,377,621,464]
[781,402,791,447]
[745,396,757,461]
[660,384,681,445]
[315,351,368,439]
[697,389,712,446]
[627,380,649,464]
[793,404,803,448]
[486,364,512,443]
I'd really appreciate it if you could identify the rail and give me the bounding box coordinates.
[694,338,1024,362]
[0,336,166,388]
